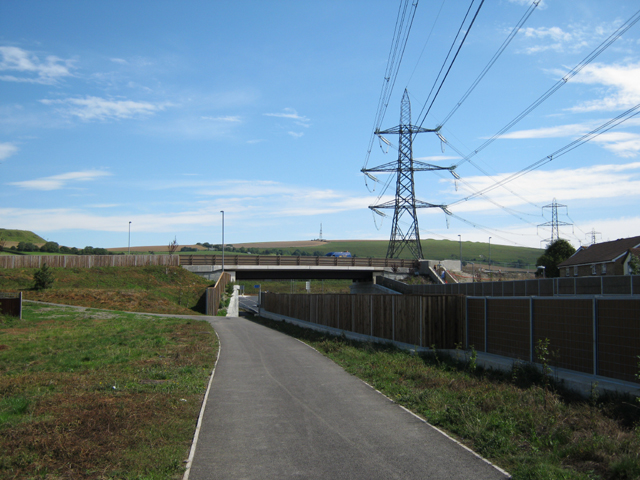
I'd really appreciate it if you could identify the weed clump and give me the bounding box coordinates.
[33,263,54,290]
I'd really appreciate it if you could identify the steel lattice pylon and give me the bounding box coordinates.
[362,90,455,259]
[538,198,572,246]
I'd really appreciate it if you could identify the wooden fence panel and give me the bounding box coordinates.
[353,295,372,336]
[394,296,420,345]
[0,292,21,318]
[371,295,393,341]
[597,299,640,383]
[486,298,530,361]
[533,298,593,374]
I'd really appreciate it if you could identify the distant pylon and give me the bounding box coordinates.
[537,198,572,245]
[586,228,601,245]
[362,89,456,259]
[319,223,323,241]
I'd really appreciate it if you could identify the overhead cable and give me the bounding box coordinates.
[452,7,640,169]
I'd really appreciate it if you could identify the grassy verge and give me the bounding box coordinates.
[0,303,217,479]
[235,278,352,295]
[0,266,212,315]
[248,315,640,480]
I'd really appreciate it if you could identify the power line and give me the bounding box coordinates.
[438,0,541,128]
[452,6,640,169]
[448,102,640,206]
[417,0,486,128]
[363,0,420,173]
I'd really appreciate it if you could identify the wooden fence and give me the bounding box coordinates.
[205,272,232,316]
[0,292,22,318]
[262,293,464,349]
[379,275,640,297]
[262,292,640,385]
[0,255,179,269]
[467,296,640,384]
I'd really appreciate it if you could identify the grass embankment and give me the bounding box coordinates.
[0,303,217,479]
[250,316,640,480]
[0,266,212,315]
[235,279,353,295]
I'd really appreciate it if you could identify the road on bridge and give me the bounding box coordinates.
[185,316,509,480]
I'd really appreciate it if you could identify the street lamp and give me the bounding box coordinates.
[489,237,492,273]
[458,234,462,265]
[220,211,225,273]
[128,221,131,255]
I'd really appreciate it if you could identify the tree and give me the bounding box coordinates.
[40,241,60,253]
[536,239,576,278]
[33,263,55,290]
[629,254,640,275]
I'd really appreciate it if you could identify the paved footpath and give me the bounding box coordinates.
[186,316,510,480]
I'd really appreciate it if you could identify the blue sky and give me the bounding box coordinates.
[1,0,639,250]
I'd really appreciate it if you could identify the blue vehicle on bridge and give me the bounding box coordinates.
[325,251,352,258]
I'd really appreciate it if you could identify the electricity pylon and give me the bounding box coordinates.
[538,198,572,245]
[362,89,456,260]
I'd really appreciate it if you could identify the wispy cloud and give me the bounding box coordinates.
[288,131,304,138]
[201,115,242,122]
[517,21,617,55]
[0,46,74,84]
[264,108,311,128]
[9,170,112,191]
[0,142,18,161]
[446,162,640,213]
[568,62,640,112]
[40,96,168,121]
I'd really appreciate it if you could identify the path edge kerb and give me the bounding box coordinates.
[182,327,221,480]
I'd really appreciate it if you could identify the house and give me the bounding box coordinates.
[558,235,640,277]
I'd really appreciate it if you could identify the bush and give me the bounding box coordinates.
[40,241,60,253]
[17,242,38,252]
[33,263,55,290]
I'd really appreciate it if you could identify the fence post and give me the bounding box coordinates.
[593,297,598,375]
[464,296,468,349]
[420,296,424,348]
[370,295,373,338]
[392,296,395,342]
[529,297,534,363]
[484,297,488,353]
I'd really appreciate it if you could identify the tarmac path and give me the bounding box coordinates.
[186,316,510,480]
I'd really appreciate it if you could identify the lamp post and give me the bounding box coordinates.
[489,237,492,274]
[128,221,131,255]
[220,211,225,273]
[458,234,462,266]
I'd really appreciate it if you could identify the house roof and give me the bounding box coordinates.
[558,235,640,267]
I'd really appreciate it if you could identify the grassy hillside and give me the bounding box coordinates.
[0,228,46,245]
[200,239,543,269]
[0,266,213,315]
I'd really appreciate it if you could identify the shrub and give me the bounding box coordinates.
[33,263,55,290]
[40,241,60,253]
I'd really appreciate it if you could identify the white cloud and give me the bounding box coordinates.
[288,131,304,138]
[40,96,168,121]
[0,46,74,84]
[568,62,640,112]
[517,21,615,55]
[9,170,112,191]
[201,115,242,122]
[447,162,640,214]
[264,108,311,128]
[0,142,18,161]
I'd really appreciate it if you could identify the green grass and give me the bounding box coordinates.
[0,266,213,315]
[0,303,217,479]
[0,228,45,245]
[248,315,640,480]
[181,240,543,268]
[235,279,353,294]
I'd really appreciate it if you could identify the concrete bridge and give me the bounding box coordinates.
[180,254,420,282]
